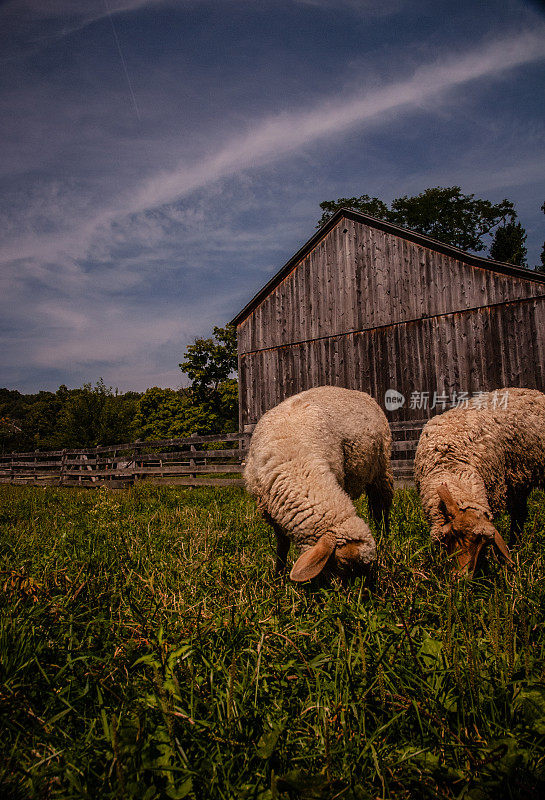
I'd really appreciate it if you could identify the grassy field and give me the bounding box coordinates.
[1,483,544,800]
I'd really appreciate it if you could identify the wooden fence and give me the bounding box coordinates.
[389,418,425,485]
[0,421,425,489]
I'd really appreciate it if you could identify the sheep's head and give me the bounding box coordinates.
[334,518,377,578]
[289,518,376,582]
[436,484,513,575]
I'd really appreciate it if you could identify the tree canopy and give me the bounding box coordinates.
[179,325,237,403]
[317,186,518,254]
[134,380,238,441]
[489,221,527,266]
[0,382,140,452]
[318,194,390,228]
[56,380,139,448]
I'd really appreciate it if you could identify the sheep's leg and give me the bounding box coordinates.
[273,524,291,574]
[367,478,393,536]
[262,511,291,574]
[509,490,530,542]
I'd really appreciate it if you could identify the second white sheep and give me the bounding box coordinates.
[414,387,545,574]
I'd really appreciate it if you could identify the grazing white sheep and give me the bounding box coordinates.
[414,388,545,574]
[244,386,394,582]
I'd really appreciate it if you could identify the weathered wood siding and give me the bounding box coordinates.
[237,218,545,427]
[237,219,544,354]
[240,295,545,424]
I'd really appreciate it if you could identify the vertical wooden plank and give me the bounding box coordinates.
[296,257,304,342]
[533,298,545,391]
[344,330,354,390]
[243,352,249,427]
[253,303,261,351]
[523,300,541,388]
[370,225,381,329]
[374,229,388,327]
[354,224,365,332]
[399,239,411,322]
[307,338,315,389]
[319,338,327,386]
[344,220,357,333]
[292,262,301,344]
[261,346,270,413]
[250,351,258,422]
[304,255,316,341]
[315,240,325,339]
[326,227,337,336]
[298,339,305,390]
[363,328,373,396]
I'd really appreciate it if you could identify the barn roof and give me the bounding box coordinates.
[230,207,545,327]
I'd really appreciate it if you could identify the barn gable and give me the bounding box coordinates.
[232,208,545,428]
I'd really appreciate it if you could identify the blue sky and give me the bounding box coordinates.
[1,0,544,393]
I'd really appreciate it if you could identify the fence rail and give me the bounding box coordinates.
[0,421,425,488]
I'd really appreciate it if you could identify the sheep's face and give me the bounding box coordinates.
[333,518,376,578]
[436,484,512,575]
[441,509,497,574]
[289,519,376,582]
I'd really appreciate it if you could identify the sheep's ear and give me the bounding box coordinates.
[290,534,336,582]
[437,484,459,520]
[493,529,514,566]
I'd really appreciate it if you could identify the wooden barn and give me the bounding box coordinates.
[231,208,545,438]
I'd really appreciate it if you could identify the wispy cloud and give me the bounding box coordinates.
[128,28,545,215]
[3,26,543,274]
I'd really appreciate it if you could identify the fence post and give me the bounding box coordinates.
[242,424,255,454]
[59,449,66,486]
[190,433,197,480]
[133,440,142,486]
[93,448,99,484]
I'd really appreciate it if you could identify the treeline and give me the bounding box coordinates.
[318,186,545,270]
[0,327,238,453]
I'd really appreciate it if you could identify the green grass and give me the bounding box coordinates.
[1,484,544,800]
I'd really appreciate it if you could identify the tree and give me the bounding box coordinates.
[489,221,527,266]
[0,415,22,453]
[135,388,207,440]
[317,194,390,228]
[0,387,65,451]
[0,389,28,451]
[24,390,65,450]
[0,383,141,452]
[134,381,238,440]
[54,380,139,448]
[317,186,516,253]
[179,325,237,403]
[390,187,515,252]
[153,325,238,438]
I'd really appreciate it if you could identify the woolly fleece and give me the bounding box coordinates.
[414,387,545,542]
[244,386,393,578]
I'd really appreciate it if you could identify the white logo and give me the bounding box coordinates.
[385,389,406,411]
